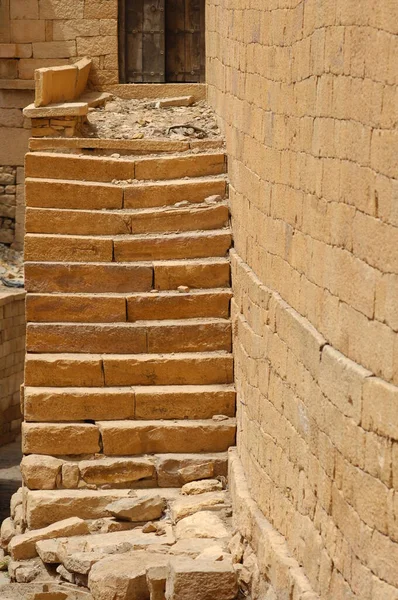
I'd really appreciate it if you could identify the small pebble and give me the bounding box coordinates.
[178,285,189,293]
[142,521,157,533]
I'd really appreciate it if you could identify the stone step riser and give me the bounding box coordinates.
[26,320,232,354]
[23,385,236,422]
[25,152,226,183]
[24,260,231,294]
[26,290,232,323]
[24,353,234,387]
[25,204,229,236]
[21,452,229,492]
[24,231,232,262]
[26,177,227,210]
[22,420,237,458]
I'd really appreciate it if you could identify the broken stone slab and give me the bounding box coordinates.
[9,558,41,583]
[62,552,105,575]
[181,479,223,496]
[36,539,61,564]
[196,545,230,561]
[155,453,228,487]
[106,495,166,522]
[9,517,89,560]
[155,96,195,108]
[79,457,155,486]
[170,492,226,522]
[1,517,17,549]
[165,556,238,600]
[88,517,138,534]
[88,550,169,600]
[80,91,113,109]
[56,564,75,584]
[21,456,64,490]
[228,532,245,564]
[175,512,230,540]
[23,102,88,119]
[62,464,80,489]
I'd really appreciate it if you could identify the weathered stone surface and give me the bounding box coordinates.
[22,422,100,456]
[106,495,166,522]
[181,480,223,496]
[175,512,229,540]
[79,457,155,486]
[89,551,169,600]
[9,517,89,560]
[36,538,61,563]
[63,551,104,575]
[170,539,227,558]
[156,454,228,487]
[25,489,131,529]
[21,454,64,490]
[147,565,167,600]
[1,517,16,549]
[61,464,80,489]
[10,488,23,518]
[165,556,238,600]
[171,492,226,522]
[25,353,104,387]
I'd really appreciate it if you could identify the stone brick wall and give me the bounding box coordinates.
[0,290,25,447]
[0,0,118,246]
[0,166,25,249]
[207,0,398,598]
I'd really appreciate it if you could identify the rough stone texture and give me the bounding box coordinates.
[165,556,238,600]
[175,512,229,540]
[21,455,64,490]
[106,495,165,522]
[9,517,89,560]
[0,290,25,445]
[181,480,223,496]
[170,492,226,523]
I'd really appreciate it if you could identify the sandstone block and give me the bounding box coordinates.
[127,290,231,321]
[88,551,169,600]
[103,353,233,386]
[21,454,63,490]
[63,551,103,575]
[175,512,229,539]
[134,385,235,420]
[32,41,76,59]
[1,517,16,549]
[134,153,226,181]
[146,319,231,353]
[22,422,100,455]
[25,262,153,294]
[25,353,104,387]
[99,420,236,455]
[156,454,228,487]
[61,464,80,489]
[106,495,166,522]
[170,492,226,523]
[24,386,135,421]
[35,538,61,563]
[11,20,45,43]
[25,178,123,210]
[123,178,226,209]
[147,565,167,600]
[114,231,231,261]
[9,517,88,560]
[26,323,148,354]
[165,556,238,600]
[157,96,194,107]
[24,234,113,262]
[181,480,223,496]
[26,207,131,236]
[154,258,230,290]
[25,152,134,182]
[25,489,132,528]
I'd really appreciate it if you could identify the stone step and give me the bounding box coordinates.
[26,318,232,354]
[25,258,231,294]
[25,151,226,183]
[26,176,227,210]
[25,203,230,236]
[21,452,228,490]
[26,289,232,322]
[24,385,236,422]
[25,352,234,387]
[24,230,232,262]
[22,419,236,457]
[98,419,236,456]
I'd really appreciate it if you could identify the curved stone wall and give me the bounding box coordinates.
[206,0,398,597]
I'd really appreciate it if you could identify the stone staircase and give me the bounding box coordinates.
[21,147,236,530]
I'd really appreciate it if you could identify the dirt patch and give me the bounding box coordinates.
[82,98,221,141]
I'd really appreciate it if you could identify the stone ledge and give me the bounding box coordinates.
[0,290,25,307]
[228,448,319,600]
[23,102,88,118]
